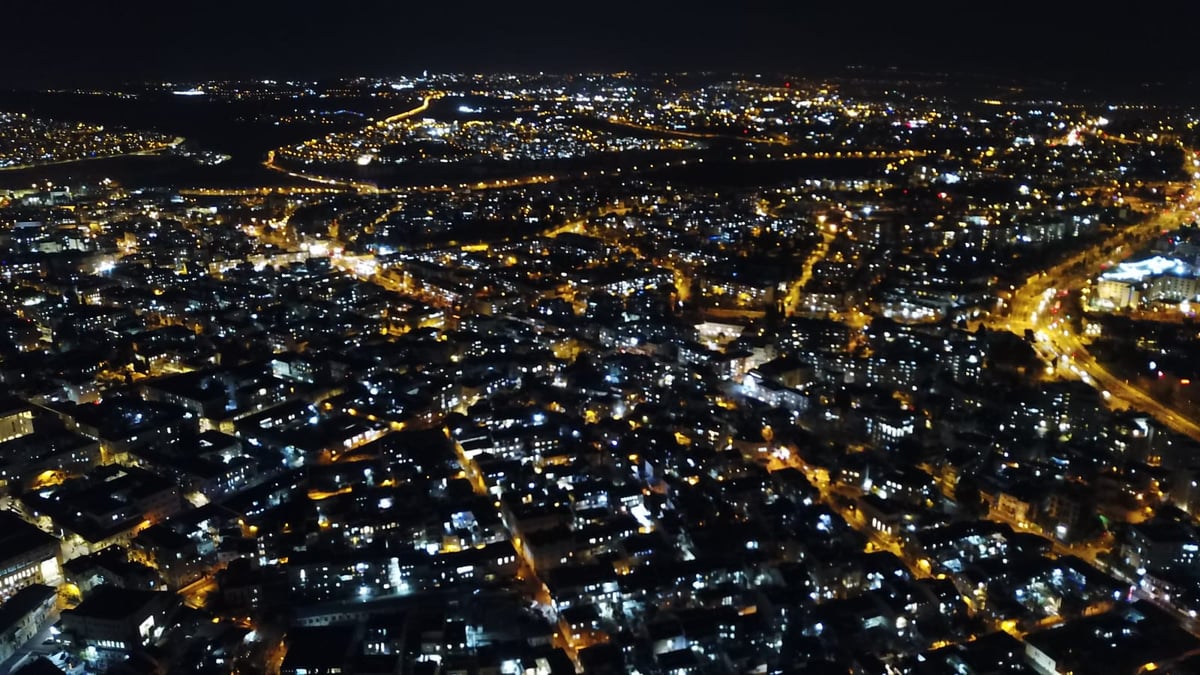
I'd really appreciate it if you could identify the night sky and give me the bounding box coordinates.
[4,1,1196,88]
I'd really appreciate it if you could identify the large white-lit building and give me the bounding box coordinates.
[0,401,33,445]
[0,512,62,599]
[1094,278,1139,310]
[1093,255,1199,309]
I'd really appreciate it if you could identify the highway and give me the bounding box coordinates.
[377,92,440,125]
[988,149,1200,442]
[179,186,348,197]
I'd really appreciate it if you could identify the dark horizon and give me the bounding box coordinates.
[6,1,1198,90]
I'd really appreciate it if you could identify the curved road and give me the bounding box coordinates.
[991,149,1200,441]
[262,94,441,192]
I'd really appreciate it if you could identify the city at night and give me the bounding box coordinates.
[3,3,1200,674]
